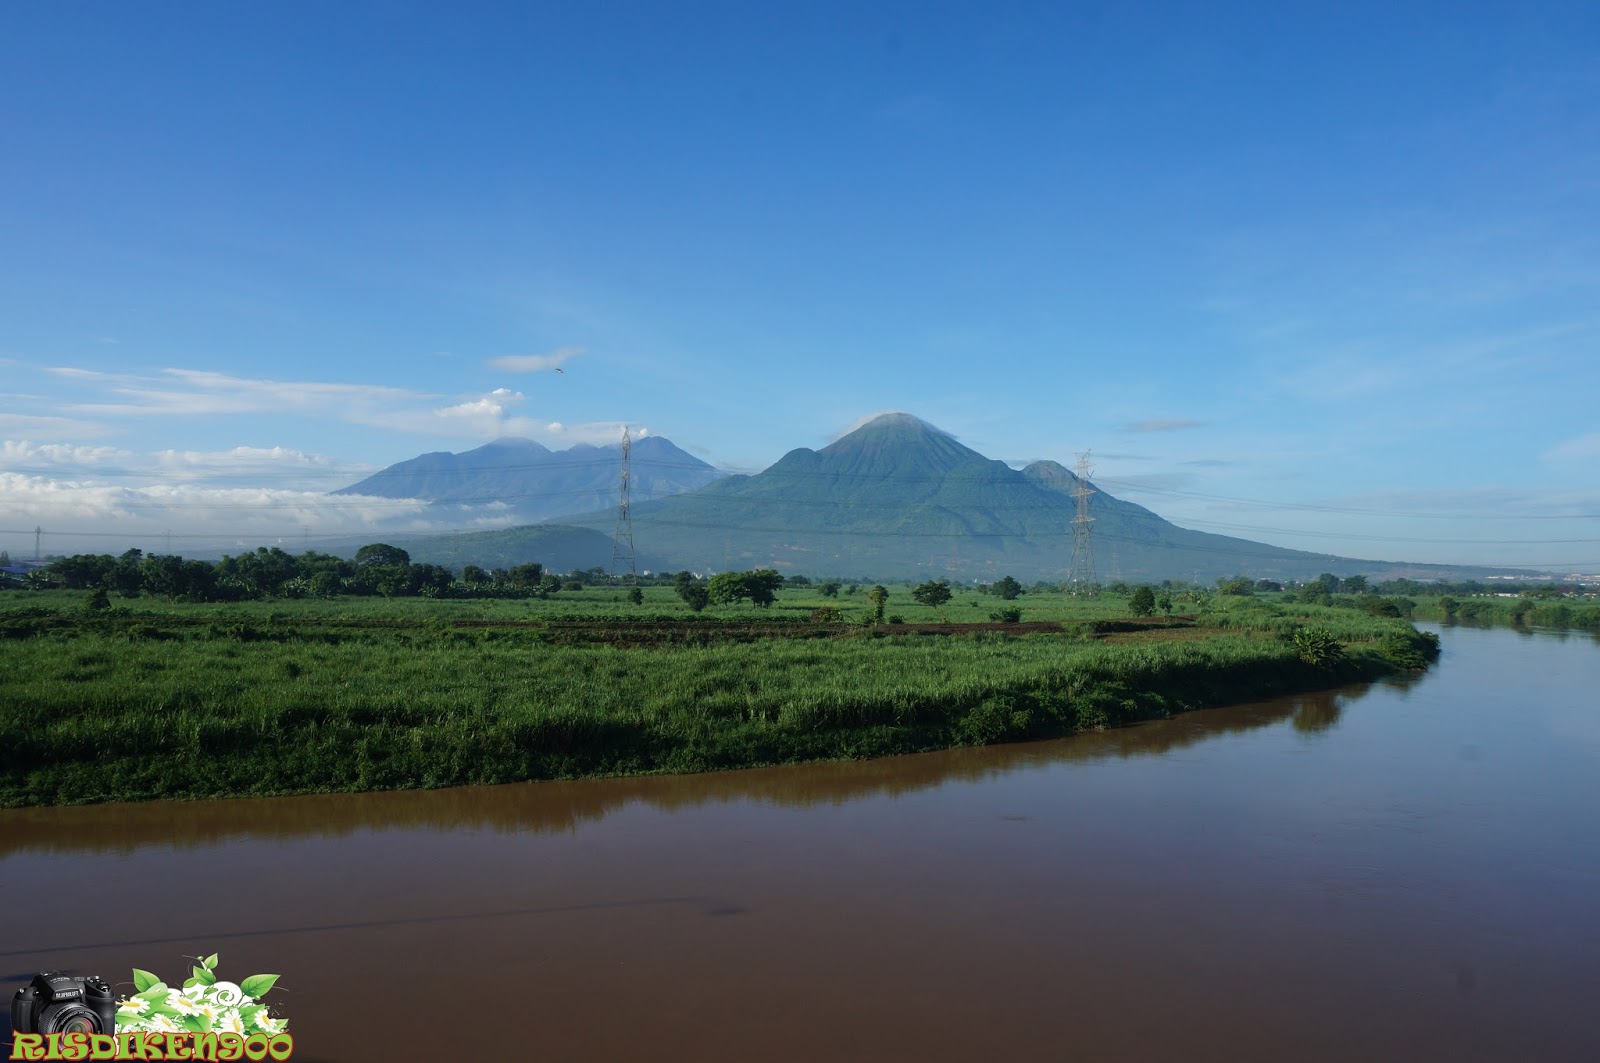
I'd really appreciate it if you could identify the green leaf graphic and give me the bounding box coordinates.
[204,953,218,970]
[183,1014,207,1034]
[132,969,161,993]
[183,978,199,989]
[240,974,279,998]
[193,965,217,986]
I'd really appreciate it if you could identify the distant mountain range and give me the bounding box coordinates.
[397,413,1530,582]
[334,434,722,522]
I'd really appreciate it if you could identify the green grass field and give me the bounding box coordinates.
[0,587,1439,807]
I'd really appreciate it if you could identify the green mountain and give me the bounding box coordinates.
[333,434,721,522]
[404,413,1525,582]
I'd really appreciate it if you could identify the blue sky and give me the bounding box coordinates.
[2,2,1598,571]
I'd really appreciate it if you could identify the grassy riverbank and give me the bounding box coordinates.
[1409,594,1600,630]
[0,590,1438,806]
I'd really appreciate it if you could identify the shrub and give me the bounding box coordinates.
[808,607,843,623]
[1290,626,1344,666]
[1375,630,1440,670]
[990,607,1022,623]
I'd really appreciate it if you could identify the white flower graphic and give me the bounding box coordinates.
[210,981,245,1008]
[117,955,286,1037]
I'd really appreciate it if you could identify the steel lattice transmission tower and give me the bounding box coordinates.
[1067,451,1096,592]
[610,427,637,585]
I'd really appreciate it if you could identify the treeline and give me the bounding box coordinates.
[27,545,628,603]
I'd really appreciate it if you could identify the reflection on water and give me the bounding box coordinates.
[0,689,1362,858]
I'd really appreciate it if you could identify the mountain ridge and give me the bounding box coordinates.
[399,413,1531,581]
[333,434,722,522]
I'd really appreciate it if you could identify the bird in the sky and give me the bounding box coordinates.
[555,367,564,374]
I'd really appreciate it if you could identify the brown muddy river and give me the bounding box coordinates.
[4,624,1599,1061]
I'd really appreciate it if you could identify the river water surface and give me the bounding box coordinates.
[3,624,1598,1061]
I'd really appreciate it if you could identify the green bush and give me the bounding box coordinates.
[1290,626,1345,666]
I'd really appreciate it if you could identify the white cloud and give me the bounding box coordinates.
[486,346,584,373]
[0,414,117,439]
[1544,430,1600,462]
[0,472,529,554]
[0,440,369,487]
[41,365,637,446]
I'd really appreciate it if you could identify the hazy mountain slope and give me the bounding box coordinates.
[395,524,659,574]
[333,435,721,522]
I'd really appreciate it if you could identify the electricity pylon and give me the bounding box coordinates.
[1067,451,1096,593]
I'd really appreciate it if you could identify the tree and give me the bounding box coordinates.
[1296,582,1333,606]
[866,585,889,623]
[1342,574,1369,595]
[676,573,709,609]
[746,569,783,607]
[506,563,544,592]
[309,571,343,598]
[354,543,411,568]
[408,563,455,597]
[1128,586,1156,616]
[708,571,748,606]
[911,579,953,608]
[708,569,784,607]
[48,554,116,589]
[462,565,490,586]
[111,549,145,596]
[1216,576,1254,596]
[1157,594,1174,617]
[818,581,841,598]
[680,583,710,611]
[992,575,1023,601]
[140,554,190,600]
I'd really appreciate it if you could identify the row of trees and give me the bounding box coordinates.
[34,545,594,602]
